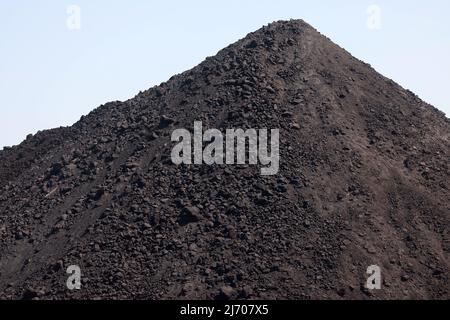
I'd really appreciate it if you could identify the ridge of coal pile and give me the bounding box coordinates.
[0,19,449,300]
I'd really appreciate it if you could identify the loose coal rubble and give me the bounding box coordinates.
[0,20,449,300]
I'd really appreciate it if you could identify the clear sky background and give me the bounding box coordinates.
[1,0,449,148]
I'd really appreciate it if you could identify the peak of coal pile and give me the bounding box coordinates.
[0,19,449,300]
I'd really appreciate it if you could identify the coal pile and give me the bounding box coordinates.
[0,20,449,300]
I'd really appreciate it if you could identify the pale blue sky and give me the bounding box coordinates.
[1,0,449,148]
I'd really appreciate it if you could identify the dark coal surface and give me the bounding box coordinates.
[0,20,449,300]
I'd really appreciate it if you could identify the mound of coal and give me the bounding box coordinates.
[0,20,449,300]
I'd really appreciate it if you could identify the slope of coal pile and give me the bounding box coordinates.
[0,20,449,300]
